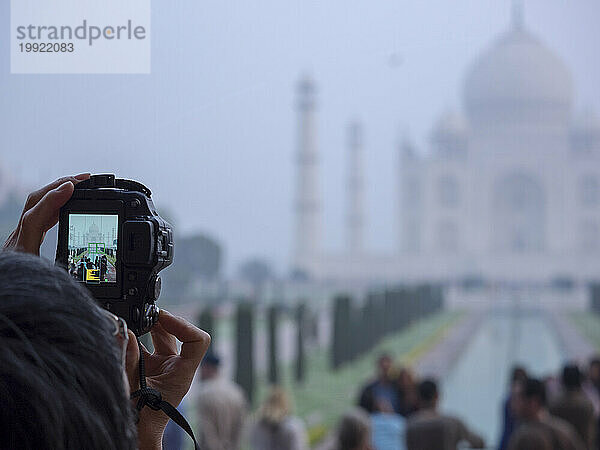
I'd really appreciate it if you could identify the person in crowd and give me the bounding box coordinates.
[507,426,553,450]
[78,257,86,281]
[499,366,529,450]
[197,351,248,450]
[162,399,187,450]
[0,174,211,450]
[588,359,600,393]
[317,409,374,450]
[405,378,485,450]
[549,365,595,449]
[508,377,585,450]
[358,353,400,414]
[100,254,108,281]
[395,367,419,417]
[582,358,600,415]
[337,409,375,450]
[249,386,308,450]
[546,374,563,405]
[370,398,406,450]
[585,358,600,450]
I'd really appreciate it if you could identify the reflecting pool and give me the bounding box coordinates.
[441,310,564,444]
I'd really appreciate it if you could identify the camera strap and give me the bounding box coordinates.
[130,338,201,450]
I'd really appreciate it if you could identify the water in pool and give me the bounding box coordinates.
[441,309,564,445]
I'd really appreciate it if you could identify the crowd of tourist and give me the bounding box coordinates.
[351,353,485,450]
[181,351,600,450]
[498,361,600,450]
[68,254,109,282]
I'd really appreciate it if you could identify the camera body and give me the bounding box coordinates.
[56,174,173,335]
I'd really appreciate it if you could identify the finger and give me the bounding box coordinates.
[2,229,18,250]
[74,172,91,181]
[22,173,89,214]
[150,321,178,356]
[158,310,211,362]
[17,181,74,254]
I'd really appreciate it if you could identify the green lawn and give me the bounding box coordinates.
[254,310,464,444]
[570,312,600,350]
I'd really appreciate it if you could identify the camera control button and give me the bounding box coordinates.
[128,287,138,296]
[149,276,162,301]
[130,199,141,208]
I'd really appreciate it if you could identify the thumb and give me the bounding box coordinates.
[18,181,74,254]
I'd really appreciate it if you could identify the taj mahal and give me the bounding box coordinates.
[292,7,600,284]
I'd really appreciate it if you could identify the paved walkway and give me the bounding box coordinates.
[415,307,598,381]
[415,308,487,378]
[547,310,596,363]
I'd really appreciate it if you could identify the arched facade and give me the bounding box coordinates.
[492,172,545,252]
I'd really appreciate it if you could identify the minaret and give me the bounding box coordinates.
[399,131,421,253]
[293,76,320,275]
[512,0,524,30]
[345,120,364,254]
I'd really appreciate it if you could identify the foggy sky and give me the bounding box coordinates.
[1,0,599,274]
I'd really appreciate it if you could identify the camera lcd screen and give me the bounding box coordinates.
[67,214,118,284]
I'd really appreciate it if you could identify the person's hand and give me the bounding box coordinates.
[3,173,91,255]
[125,309,211,450]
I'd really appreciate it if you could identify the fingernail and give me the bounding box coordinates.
[74,173,91,180]
[56,181,73,192]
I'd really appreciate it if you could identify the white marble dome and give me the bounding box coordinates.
[463,26,573,125]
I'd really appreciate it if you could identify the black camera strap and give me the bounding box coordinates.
[130,338,201,450]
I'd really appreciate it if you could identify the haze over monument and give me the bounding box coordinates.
[292,5,600,283]
[0,1,599,274]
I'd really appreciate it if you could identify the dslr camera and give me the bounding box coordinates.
[56,174,173,335]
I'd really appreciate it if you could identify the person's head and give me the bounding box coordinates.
[259,386,292,425]
[397,366,416,390]
[336,409,372,450]
[418,378,439,409]
[200,351,221,380]
[589,358,600,383]
[510,365,528,387]
[376,353,393,381]
[0,251,136,449]
[562,364,582,390]
[509,376,526,415]
[514,377,546,420]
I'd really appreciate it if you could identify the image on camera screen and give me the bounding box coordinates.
[67,214,118,284]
